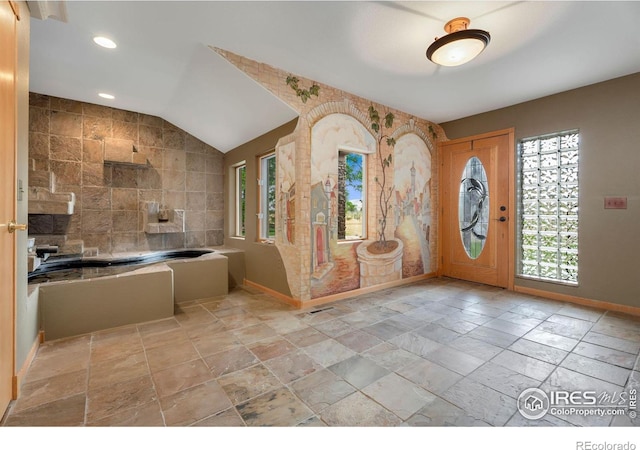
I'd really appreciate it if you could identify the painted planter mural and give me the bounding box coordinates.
[309,114,433,298]
[310,113,376,298]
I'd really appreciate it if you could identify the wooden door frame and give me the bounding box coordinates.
[437,128,516,290]
[1,0,18,417]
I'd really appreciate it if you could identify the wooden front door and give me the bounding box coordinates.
[441,129,514,288]
[0,0,19,417]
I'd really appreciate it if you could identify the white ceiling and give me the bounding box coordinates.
[29,1,640,153]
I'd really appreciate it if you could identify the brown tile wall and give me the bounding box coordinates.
[28,93,224,254]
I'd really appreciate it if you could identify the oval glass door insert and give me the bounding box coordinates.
[459,156,489,259]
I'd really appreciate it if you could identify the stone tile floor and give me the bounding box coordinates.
[2,277,639,427]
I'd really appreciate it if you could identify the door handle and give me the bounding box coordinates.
[2,220,28,233]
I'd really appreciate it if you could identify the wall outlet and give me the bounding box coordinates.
[604,197,627,209]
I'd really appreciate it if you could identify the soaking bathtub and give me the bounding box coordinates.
[30,248,245,341]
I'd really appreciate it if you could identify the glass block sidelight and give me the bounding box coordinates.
[518,130,579,284]
[459,157,489,259]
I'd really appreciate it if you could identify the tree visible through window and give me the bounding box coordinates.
[235,163,246,237]
[339,151,366,240]
[259,153,276,240]
[518,130,579,283]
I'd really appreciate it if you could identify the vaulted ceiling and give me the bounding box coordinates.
[29,1,640,152]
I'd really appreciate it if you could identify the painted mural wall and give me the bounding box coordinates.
[393,133,432,278]
[309,114,376,298]
[216,48,443,303]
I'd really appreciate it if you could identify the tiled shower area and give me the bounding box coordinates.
[27,93,225,256]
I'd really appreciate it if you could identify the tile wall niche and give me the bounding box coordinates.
[27,93,224,254]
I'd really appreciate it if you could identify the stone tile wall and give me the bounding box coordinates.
[28,93,224,254]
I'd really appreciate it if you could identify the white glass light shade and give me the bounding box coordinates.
[427,28,491,67]
[93,36,117,49]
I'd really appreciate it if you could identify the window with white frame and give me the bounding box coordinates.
[338,150,366,240]
[234,162,246,238]
[258,152,276,241]
[518,130,579,284]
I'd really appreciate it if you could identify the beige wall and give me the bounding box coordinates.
[27,94,225,254]
[223,119,298,296]
[441,72,640,308]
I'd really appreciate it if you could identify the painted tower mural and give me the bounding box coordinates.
[393,133,432,277]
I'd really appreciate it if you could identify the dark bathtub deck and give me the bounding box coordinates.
[28,249,215,284]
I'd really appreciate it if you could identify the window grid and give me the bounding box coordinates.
[518,130,579,284]
[234,164,246,238]
[259,153,276,241]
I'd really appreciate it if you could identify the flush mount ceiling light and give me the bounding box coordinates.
[98,93,115,100]
[93,36,117,49]
[426,17,490,67]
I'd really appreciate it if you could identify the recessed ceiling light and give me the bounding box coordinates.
[93,36,117,49]
[98,93,115,100]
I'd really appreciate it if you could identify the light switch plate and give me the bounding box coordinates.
[604,197,627,209]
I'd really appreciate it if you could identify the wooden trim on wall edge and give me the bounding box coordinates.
[514,286,640,317]
[243,279,301,308]
[244,273,437,310]
[12,331,42,399]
